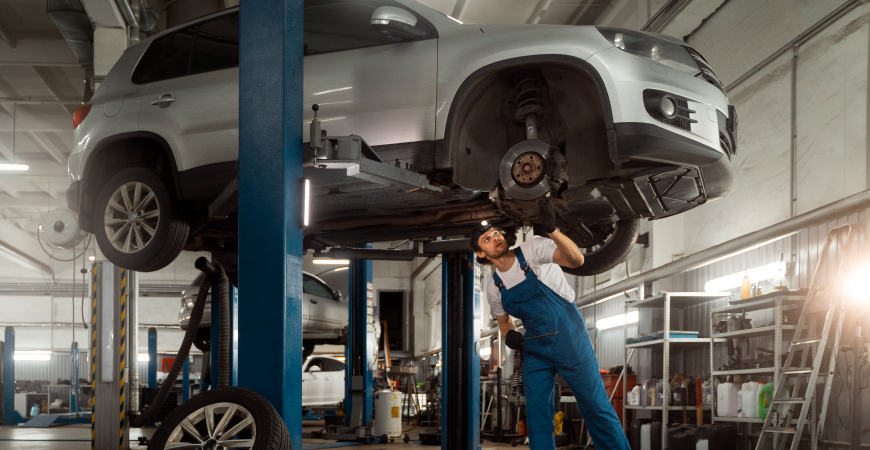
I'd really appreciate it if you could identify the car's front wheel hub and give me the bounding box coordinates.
[499,139,550,200]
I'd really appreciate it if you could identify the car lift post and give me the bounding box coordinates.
[3,326,14,425]
[442,252,482,450]
[69,342,79,413]
[331,249,376,440]
[90,262,135,449]
[148,328,157,387]
[238,0,304,447]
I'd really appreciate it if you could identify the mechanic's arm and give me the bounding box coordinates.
[550,229,584,268]
[496,314,517,336]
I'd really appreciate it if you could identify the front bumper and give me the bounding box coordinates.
[66,180,83,215]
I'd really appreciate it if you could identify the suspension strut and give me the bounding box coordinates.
[514,76,545,140]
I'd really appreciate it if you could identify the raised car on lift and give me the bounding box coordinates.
[67,0,736,282]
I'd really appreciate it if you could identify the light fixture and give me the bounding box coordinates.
[302,178,310,228]
[14,350,51,361]
[841,262,870,305]
[479,347,492,359]
[481,220,488,226]
[596,311,639,330]
[594,288,638,305]
[88,256,95,261]
[313,259,350,265]
[38,224,43,230]
[138,353,150,362]
[435,360,442,367]
[704,261,787,292]
[0,164,28,171]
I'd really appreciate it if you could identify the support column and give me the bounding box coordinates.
[238,0,304,447]
[147,328,157,388]
[345,251,374,432]
[3,327,13,425]
[70,342,79,413]
[442,254,481,450]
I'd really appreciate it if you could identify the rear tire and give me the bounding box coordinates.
[148,386,291,450]
[92,168,188,272]
[558,218,639,276]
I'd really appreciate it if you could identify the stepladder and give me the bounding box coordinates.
[755,225,855,450]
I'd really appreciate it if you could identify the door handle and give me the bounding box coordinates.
[310,299,318,304]
[150,94,176,107]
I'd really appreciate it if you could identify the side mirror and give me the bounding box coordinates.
[371,6,427,39]
[334,290,342,301]
[309,366,322,373]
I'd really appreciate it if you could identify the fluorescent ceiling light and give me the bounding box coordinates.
[593,288,638,305]
[596,311,639,330]
[89,256,95,261]
[0,164,29,171]
[303,179,310,227]
[313,259,350,265]
[138,353,150,362]
[14,350,51,361]
[313,86,352,95]
[704,261,786,292]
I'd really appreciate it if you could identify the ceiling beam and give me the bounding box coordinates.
[25,131,68,166]
[0,19,16,49]
[30,179,63,200]
[0,192,59,208]
[0,181,21,199]
[528,0,554,24]
[0,217,53,276]
[451,0,471,21]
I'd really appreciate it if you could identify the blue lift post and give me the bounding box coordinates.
[148,328,157,388]
[3,327,14,425]
[442,253,482,450]
[238,0,304,447]
[70,342,79,413]
[344,251,374,431]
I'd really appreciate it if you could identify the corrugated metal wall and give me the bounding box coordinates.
[15,352,203,387]
[588,211,869,443]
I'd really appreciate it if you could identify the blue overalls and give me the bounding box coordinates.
[493,249,630,450]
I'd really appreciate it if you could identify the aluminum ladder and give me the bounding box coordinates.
[755,224,854,450]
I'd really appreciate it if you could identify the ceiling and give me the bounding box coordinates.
[0,0,618,238]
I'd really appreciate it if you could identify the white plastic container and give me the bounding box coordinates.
[373,389,402,439]
[717,382,741,417]
[629,386,641,406]
[640,424,651,450]
[736,388,744,417]
[742,382,760,419]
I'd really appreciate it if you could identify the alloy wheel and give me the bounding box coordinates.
[103,181,160,254]
[165,402,256,449]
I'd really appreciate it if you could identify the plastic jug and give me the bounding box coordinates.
[629,385,642,406]
[30,404,40,417]
[642,380,652,406]
[717,382,741,417]
[759,384,774,419]
[736,388,744,417]
[741,382,760,418]
[656,379,664,406]
[671,373,687,406]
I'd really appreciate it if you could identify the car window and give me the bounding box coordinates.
[304,0,433,55]
[191,12,240,74]
[132,33,173,84]
[305,358,323,372]
[322,358,345,372]
[303,274,334,299]
[153,26,196,81]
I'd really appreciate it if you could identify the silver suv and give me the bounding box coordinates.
[67,0,736,280]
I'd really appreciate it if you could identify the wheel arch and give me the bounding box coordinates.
[80,131,182,232]
[441,54,617,191]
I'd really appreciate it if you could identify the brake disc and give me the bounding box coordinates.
[499,139,551,201]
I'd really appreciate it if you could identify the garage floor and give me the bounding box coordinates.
[0,422,520,449]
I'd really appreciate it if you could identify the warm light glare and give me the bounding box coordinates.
[303,179,310,227]
[0,164,29,171]
[436,360,442,367]
[596,311,639,330]
[313,259,350,265]
[14,351,51,361]
[138,353,150,362]
[333,267,348,272]
[842,263,870,304]
[594,288,638,305]
[704,261,787,292]
[480,347,492,359]
[89,256,95,261]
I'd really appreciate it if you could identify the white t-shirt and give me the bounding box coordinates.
[486,236,576,318]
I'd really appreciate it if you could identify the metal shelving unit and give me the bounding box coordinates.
[709,290,806,433]
[623,292,731,450]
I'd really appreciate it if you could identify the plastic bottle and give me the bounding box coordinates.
[759,384,774,419]
[629,385,642,406]
[641,380,650,406]
[736,388,744,417]
[742,382,760,418]
[671,373,687,406]
[741,274,751,299]
[656,379,665,406]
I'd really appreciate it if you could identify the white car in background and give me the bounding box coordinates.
[178,270,347,359]
[302,356,346,407]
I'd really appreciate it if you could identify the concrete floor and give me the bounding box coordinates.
[0,421,520,449]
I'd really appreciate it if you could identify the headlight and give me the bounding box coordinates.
[596,26,699,76]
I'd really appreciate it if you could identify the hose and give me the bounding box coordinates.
[195,257,230,388]
[130,269,210,427]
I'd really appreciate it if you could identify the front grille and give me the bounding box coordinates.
[643,91,695,131]
[687,48,725,92]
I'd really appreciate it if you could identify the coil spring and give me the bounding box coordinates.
[513,77,545,122]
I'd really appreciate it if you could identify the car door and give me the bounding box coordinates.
[303,274,342,332]
[135,12,239,201]
[302,358,326,405]
[321,358,347,404]
[302,0,437,148]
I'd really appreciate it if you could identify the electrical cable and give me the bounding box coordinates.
[36,227,92,261]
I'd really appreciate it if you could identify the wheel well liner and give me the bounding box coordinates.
[80,131,181,231]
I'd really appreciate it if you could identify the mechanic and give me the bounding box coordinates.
[471,202,630,450]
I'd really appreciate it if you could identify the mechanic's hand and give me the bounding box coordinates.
[537,198,557,234]
[505,330,525,350]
